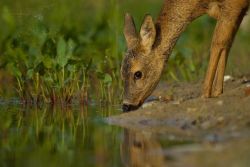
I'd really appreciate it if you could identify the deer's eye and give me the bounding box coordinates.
[134,71,142,80]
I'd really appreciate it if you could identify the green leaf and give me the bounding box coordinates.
[43,75,53,83]
[42,56,53,69]
[67,65,75,72]
[27,69,34,79]
[67,39,76,56]
[103,73,112,85]
[6,63,22,78]
[56,37,67,68]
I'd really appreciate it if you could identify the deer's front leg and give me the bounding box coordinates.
[203,10,245,98]
[203,20,232,98]
[203,43,223,98]
[212,49,228,97]
[213,16,246,97]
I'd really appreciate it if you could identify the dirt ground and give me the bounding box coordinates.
[107,75,250,167]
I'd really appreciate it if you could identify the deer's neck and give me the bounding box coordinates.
[154,0,205,60]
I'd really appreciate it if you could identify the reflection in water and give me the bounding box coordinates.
[2,104,250,167]
[0,104,123,167]
[120,128,250,167]
[121,129,167,167]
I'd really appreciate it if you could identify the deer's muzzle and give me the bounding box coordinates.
[122,104,141,112]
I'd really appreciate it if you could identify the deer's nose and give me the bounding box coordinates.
[122,104,140,112]
[122,104,130,112]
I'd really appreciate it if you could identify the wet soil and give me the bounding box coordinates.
[107,75,250,167]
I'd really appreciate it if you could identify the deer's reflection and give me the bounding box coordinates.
[121,129,167,167]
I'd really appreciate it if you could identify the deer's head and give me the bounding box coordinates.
[121,13,165,112]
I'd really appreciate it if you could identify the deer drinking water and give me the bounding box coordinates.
[121,0,249,112]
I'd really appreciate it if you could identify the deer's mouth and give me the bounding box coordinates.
[122,102,142,112]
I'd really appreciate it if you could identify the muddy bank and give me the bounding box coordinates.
[107,75,250,167]
[108,76,250,140]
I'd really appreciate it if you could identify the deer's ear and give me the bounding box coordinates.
[124,13,138,48]
[140,14,156,50]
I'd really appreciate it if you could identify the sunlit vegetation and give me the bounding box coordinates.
[0,0,123,104]
[0,0,249,104]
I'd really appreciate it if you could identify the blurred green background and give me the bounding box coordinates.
[0,1,249,167]
[0,0,249,103]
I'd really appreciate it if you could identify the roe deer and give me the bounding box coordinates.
[121,0,249,112]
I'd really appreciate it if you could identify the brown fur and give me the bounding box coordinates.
[120,130,166,167]
[121,0,249,107]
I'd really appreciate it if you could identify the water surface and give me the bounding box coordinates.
[1,102,250,167]
[0,103,123,167]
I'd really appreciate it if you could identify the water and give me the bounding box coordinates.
[0,103,194,167]
[0,103,192,167]
[0,103,123,167]
[1,103,250,167]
